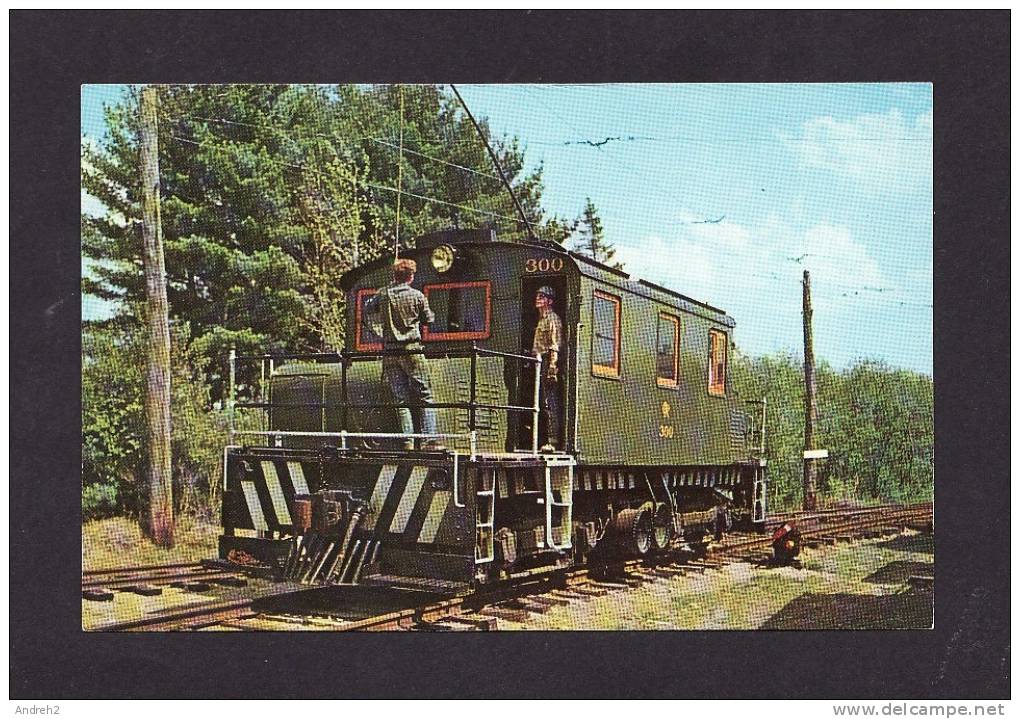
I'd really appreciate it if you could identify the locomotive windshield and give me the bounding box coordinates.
[355,288,383,350]
[422,281,491,340]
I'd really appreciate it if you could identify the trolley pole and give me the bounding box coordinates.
[802,270,818,511]
[140,85,174,546]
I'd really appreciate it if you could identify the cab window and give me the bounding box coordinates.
[592,290,621,378]
[355,288,382,351]
[656,313,680,388]
[708,328,727,396]
[423,281,491,341]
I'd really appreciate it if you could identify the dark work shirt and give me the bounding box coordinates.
[367,282,435,346]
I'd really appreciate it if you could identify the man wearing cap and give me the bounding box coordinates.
[532,286,563,452]
[367,259,443,451]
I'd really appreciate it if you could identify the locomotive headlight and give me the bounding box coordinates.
[431,244,456,273]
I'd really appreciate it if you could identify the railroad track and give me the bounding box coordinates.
[234,501,934,632]
[82,562,249,592]
[81,560,305,631]
[83,502,932,631]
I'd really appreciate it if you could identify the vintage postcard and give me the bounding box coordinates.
[81,82,933,632]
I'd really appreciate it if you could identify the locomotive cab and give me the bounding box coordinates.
[218,228,768,591]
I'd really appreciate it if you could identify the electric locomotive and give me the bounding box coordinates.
[219,228,768,591]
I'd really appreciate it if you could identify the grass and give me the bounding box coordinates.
[82,514,220,572]
[498,533,934,630]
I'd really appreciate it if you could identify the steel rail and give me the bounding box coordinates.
[315,502,932,632]
[82,561,206,578]
[82,567,240,591]
[87,503,931,631]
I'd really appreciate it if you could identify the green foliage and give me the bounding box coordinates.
[83,84,571,370]
[82,483,120,521]
[82,319,228,518]
[572,197,622,268]
[82,83,577,520]
[732,351,934,510]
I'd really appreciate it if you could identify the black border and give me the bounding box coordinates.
[11,10,1009,699]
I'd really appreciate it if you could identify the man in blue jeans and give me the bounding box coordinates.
[367,259,444,451]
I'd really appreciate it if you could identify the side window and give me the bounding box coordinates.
[355,288,383,351]
[656,313,680,388]
[592,290,621,378]
[422,281,491,341]
[708,328,727,396]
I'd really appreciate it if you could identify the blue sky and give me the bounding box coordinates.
[82,83,932,374]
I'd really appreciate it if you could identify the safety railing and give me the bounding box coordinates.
[227,344,544,459]
[745,396,768,457]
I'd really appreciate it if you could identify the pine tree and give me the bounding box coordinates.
[82,84,567,392]
[573,197,623,269]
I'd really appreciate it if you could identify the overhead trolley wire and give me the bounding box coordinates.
[168,134,524,227]
[176,114,504,183]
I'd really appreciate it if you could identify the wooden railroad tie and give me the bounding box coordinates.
[590,575,643,588]
[684,560,724,570]
[82,588,114,602]
[523,594,570,607]
[412,619,479,632]
[438,614,498,631]
[569,585,610,596]
[478,605,531,623]
[648,567,685,578]
[212,576,248,587]
[549,588,594,600]
[126,584,163,597]
[552,586,607,598]
[505,597,554,614]
[182,581,213,592]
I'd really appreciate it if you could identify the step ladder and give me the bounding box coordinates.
[544,462,573,551]
[475,467,496,563]
[752,465,767,523]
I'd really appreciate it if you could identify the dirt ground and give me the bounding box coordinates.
[495,531,934,630]
[82,515,220,572]
[81,519,933,631]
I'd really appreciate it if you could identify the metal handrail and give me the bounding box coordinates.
[231,429,479,457]
[233,401,538,413]
[745,397,768,457]
[234,346,540,362]
[228,345,544,455]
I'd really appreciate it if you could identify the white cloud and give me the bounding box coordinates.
[800,222,885,290]
[794,108,932,193]
[614,213,898,363]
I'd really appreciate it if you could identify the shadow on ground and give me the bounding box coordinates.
[864,560,934,585]
[760,591,933,630]
[878,532,934,555]
[252,584,443,621]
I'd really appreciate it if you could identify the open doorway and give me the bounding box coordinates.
[514,274,569,451]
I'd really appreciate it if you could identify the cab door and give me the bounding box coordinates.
[516,274,569,451]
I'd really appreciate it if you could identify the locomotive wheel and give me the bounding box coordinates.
[651,502,674,552]
[614,506,653,556]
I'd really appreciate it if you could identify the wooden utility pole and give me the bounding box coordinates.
[802,269,818,511]
[140,85,174,546]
